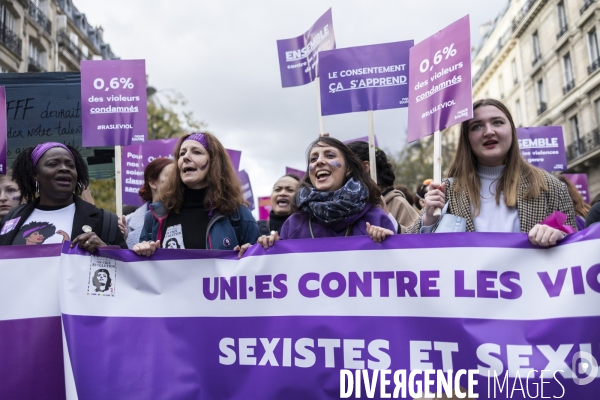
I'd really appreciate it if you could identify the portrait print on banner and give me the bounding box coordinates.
[87,256,117,297]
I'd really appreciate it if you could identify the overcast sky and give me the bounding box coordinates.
[76,0,505,214]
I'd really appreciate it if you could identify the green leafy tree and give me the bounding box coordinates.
[387,127,458,194]
[89,91,205,212]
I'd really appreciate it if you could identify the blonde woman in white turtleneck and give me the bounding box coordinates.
[407,98,577,246]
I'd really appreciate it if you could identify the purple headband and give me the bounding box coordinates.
[31,143,75,167]
[183,133,209,151]
[22,224,47,238]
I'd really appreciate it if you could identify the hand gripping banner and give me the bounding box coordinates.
[58,228,600,399]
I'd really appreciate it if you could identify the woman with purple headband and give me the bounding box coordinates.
[133,132,259,257]
[0,142,127,249]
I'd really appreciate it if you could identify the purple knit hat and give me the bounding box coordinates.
[31,142,74,167]
[183,133,209,151]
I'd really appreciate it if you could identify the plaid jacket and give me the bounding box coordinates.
[407,170,577,233]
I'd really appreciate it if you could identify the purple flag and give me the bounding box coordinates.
[227,149,241,171]
[81,60,148,146]
[237,169,255,211]
[285,166,305,180]
[319,41,413,115]
[276,9,335,88]
[563,173,590,203]
[343,135,379,147]
[517,126,567,172]
[0,87,6,175]
[407,15,472,142]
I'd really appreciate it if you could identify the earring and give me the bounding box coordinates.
[35,181,39,195]
[77,182,82,192]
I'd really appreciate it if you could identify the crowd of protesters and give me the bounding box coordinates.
[1,98,599,251]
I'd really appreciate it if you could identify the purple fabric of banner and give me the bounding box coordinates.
[517,126,567,172]
[62,314,600,399]
[319,41,412,115]
[0,317,65,400]
[0,87,6,175]
[227,149,242,171]
[237,169,255,211]
[276,9,335,88]
[407,15,472,142]
[81,60,148,146]
[343,135,379,147]
[285,166,305,180]
[563,173,590,203]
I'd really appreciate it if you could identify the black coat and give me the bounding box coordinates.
[0,196,127,248]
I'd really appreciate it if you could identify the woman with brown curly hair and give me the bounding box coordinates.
[133,132,259,256]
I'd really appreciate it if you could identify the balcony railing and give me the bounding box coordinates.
[28,56,46,72]
[556,24,568,40]
[57,30,89,60]
[566,127,600,162]
[532,53,542,66]
[580,0,595,15]
[28,1,51,34]
[588,57,600,74]
[0,23,22,57]
[563,79,575,94]
[537,102,547,115]
[512,0,538,31]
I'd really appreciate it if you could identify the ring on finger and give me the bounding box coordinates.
[85,240,90,246]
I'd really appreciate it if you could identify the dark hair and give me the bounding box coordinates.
[138,157,172,202]
[92,268,112,292]
[11,145,89,203]
[165,238,181,248]
[592,193,600,205]
[346,141,396,188]
[282,174,300,182]
[299,137,381,207]
[13,221,56,245]
[159,132,244,214]
[395,185,414,206]
[122,205,138,215]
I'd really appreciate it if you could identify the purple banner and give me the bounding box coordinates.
[407,15,472,142]
[319,41,412,115]
[0,87,6,175]
[517,126,567,172]
[285,166,305,180]
[237,169,255,211]
[227,148,242,172]
[81,60,148,146]
[563,173,590,203]
[343,135,379,147]
[276,9,335,88]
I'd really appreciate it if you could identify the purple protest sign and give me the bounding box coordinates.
[121,138,178,206]
[343,135,379,147]
[226,149,241,171]
[0,87,6,175]
[276,9,335,88]
[258,196,271,220]
[81,60,148,146]
[319,41,412,115]
[237,170,255,211]
[407,15,472,142]
[285,166,305,180]
[563,173,590,203]
[517,126,567,172]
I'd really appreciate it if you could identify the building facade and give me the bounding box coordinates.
[0,0,117,74]
[472,0,600,200]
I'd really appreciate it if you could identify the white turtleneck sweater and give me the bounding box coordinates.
[473,165,520,233]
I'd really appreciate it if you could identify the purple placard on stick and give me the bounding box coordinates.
[343,135,379,147]
[407,15,472,142]
[81,60,148,146]
[285,166,305,180]
[258,196,271,220]
[226,149,241,171]
[517,126,567,172]
[0,87,6,175]
[563,173,590,203]
[276,9,335,88]
[319,41,413,115]
[237,170,255,211]
[121,138,178,206]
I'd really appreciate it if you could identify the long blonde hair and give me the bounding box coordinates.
[447,98,548,216]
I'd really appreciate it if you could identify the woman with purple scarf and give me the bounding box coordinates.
[0,142,127,249]
[257,137,395,249]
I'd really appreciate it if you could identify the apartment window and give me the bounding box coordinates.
[0,65,8,73]
[81,45,88,59]
[557,1,568,31]
[562,53,575,94]
[588,28,600,62]
[28,41,46,68]
[0,5,15,31]
[69,32,78,46]
[532,31,542,64]
[569,115,581,150]
[511,59,518,84]
[515,99,523,127]
[498,75,505,98]
[594,98,600,126]
[536,79,547,114]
